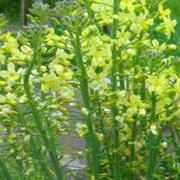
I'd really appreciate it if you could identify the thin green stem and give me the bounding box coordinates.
[128,47,141,180]
[83,0,94,19]
[98,104,114,175]
[118,61,125,90]
[169,125,180,159]
[37,55,46,101]
[152,133,161,169]
[72,30,99,179]
[111,0,121,179]
[147,92,156,180]
[13,105,54,179]
[140,79,146,101]
[23,46,64,180]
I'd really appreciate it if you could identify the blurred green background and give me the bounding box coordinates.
[0,0,59,24]
[0,0,179,25]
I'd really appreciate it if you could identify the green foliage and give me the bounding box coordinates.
[43,0,59,7]
[0,0,20,23]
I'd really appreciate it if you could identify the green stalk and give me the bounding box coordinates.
[97,98,114,175]
[140,79,146,101]
[152,133,161,170]
[99,117,114,175]
[111,0,121,179]
[23,46,64,180]
[83,0,93,19]
[13,105,54,179]
[146,92,156,180]
[128,49,141,180]
[37,55,46,101]
[169,125,180,159]
[72,30,99,179]
[118,61,125,90]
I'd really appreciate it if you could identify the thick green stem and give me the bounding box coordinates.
[23,47,64,180]
[73,31,99,179]
[147,92,156,180]
[111,0,121,179]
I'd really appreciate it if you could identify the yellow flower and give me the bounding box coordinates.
[116,90,129,107]
[45,28,64,47]
[163,17,177,39]
[87,66,109,90]
[117,25,131,46]
[157,94,171,106]
[81,108,89,116]
[96,132,104,141]
[59,87,74,101]
[158,4,171,20]
[120,124,131,141]
[84,36,102,52]
[151,39,166,52]
[54,49,70,66]
[156,17,176,39]
[156,95,172,114]
[147,75,168,94]
[125,94,143,117]
[0,63,20,85]
[150,124,158,135]
[87,39,111,67]
[53,64,73,83]
[120,0,136,12]
[20,45,33,58]
[128,11,154,34]
[8,49,27,65]
[76,122,88,137]
[1,36,18,53]
[41,73,60,93]
[91,0,113,12]
[6,93,18,105]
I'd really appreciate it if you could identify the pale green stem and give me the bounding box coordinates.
[128,50,141,180]
[97,99,114,175]
[147,92,156,180]
[13,105,54,179]
[169,125,180,159]
[23,46,64,180]
[118,61,125,90]
[111,0,121,179]
[37,55,46,101]
[72,30,99,179]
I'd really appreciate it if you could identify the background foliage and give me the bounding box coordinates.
[0,0,60,24]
